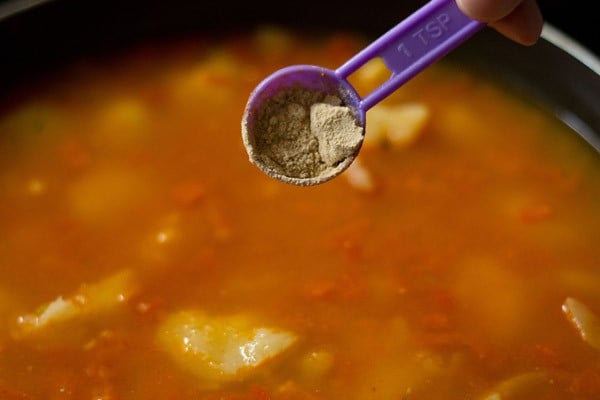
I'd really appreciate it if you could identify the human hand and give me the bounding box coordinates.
[457,0,544,45]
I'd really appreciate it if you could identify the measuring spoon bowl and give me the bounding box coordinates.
[242,0,484,186]
[241,65,365,186]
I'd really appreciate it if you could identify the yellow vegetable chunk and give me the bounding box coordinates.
[92,98,149,150]
[157,310,297,386]
[296,350,334,382]
[14,269,134,337]
[562,297,600,351]
[453,257,530,343]
[482,371,548,400]
[343,156,377,193]
[365,103,429,148]
[68,166,150,224]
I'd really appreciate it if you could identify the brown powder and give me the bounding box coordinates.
[253,86,363,180]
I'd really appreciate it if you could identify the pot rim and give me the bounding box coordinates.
[541,24,600,77]
[0,0,52,20]
[2,0,599,77]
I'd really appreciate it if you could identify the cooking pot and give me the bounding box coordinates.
[1,0,599,153]
[1,1,599,398]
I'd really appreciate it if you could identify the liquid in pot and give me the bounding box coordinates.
[0,27,599,399]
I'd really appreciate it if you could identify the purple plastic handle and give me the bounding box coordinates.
[337,0,483,111]
[241,0,485,185]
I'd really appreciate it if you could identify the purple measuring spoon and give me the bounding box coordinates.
[241,0,484,186]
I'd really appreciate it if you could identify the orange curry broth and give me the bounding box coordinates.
[0,27,599,399]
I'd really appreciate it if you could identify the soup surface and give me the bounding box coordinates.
[0,27,599,400]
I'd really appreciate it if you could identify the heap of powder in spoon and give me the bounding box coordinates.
[250,85,364,181]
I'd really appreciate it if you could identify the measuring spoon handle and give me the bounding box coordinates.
[336,0,483,111]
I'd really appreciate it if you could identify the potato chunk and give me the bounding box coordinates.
[343,156,377,193]
[14,269,134,337]
[482,371,548,400]
[453,257,530,342]
[92,97,149,151]
[68,166,150,224]
[364,103,429,148]
[562,297,600,351]
[157,310,297,386]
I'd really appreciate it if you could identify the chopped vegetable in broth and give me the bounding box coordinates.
[0,27,599,399]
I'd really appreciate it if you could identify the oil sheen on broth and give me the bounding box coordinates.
[0,27,599,400]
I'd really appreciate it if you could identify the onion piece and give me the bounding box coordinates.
[13,269,135,337]
[562,297,600,351]
[482,371,547,399]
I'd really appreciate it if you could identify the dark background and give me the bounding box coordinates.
[0,1,598,148]
[0,1,597,55]
[538,1,599,55]
[0,0,598,69]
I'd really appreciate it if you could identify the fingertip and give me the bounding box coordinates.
[457,0,522,22]
[491,0,544,46]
